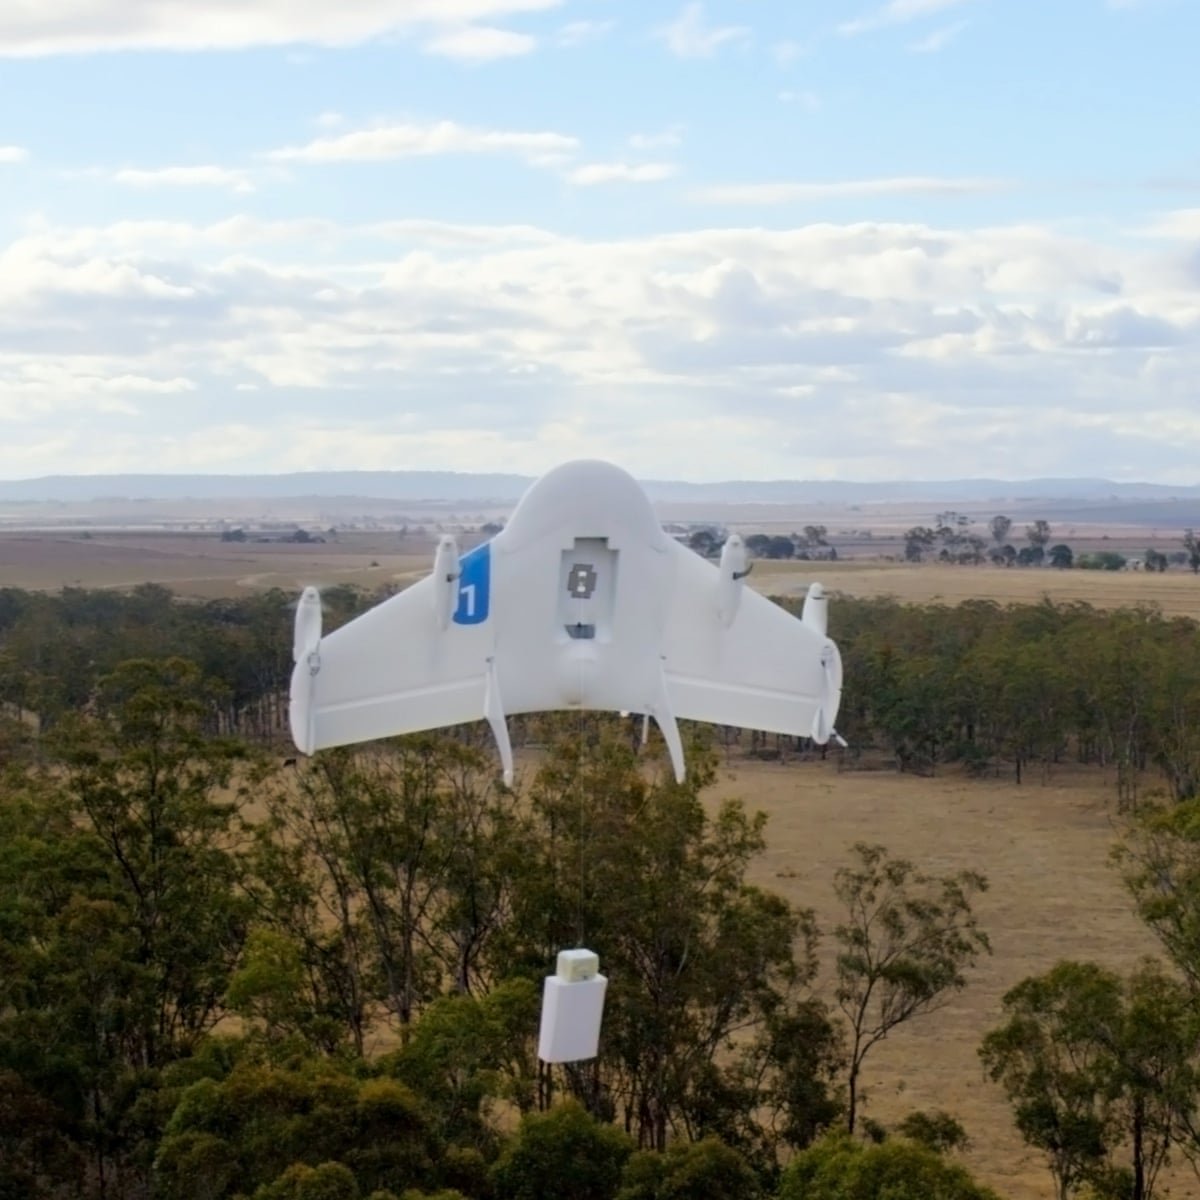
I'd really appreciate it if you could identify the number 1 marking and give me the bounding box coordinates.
[459,583,476,618]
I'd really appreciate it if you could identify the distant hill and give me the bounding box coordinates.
[2,470,1200,506]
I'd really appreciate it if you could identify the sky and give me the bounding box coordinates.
[1,0,1198,484]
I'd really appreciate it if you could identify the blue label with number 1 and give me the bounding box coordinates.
[453,542,491,625]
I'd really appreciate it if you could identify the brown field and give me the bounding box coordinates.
[710,759,1180,1200]
[0,531,436,598]
[753,560,1200,620]
[3,531,1200,619]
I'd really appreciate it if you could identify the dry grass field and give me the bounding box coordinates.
[753,559,1200,620]
[4,531,1200,619]
[708,759,1178,1200]
[0,531,434,598]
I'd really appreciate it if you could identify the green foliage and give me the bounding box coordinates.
[385,978,541,1150]
[822,594,1200,800]
[154,1061,440,1200]
[615,1136,761,1199]
[989,515,1012,546]
[246,739,527,1055]
[491,1100,632,1200]
[895,1110,970,1154]
[252,1162,359,1200]
[1116,798,1200,984]
[1184,529,1200,573]
[495,724,833,1152]
[777,1132,1001,1200]
[833,843,989,1133]
[980,959,1194,1200]
[0,660,258,1196]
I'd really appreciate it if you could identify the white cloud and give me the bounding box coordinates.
[555,19,613,47]
[422,24,535,60]
[656,3,749,58]
[113,165,256,193]
[772,39,806,65]
[2,211,1199,481]
[909,19,967,51]
[268,119,578,165]
[0,0,562,56]
[778,90,821,110]
[694,175,1011,204]
[1142,208,1200,239]
[0,145,28,163]
[629,127,684,150]
[840,0,971,36]
[568,161,677,186]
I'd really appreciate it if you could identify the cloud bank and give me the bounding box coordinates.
[2,210,1197,481]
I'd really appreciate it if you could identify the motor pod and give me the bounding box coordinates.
[810,639,844,745]
[432,535,461,630]
[293,586,323,664]
[801,581,828,637]
[717,534,750,627]
[290,586,323,756]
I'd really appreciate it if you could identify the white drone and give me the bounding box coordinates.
[289,458,844,785]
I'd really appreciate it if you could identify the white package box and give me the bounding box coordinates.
[537,950,608,1063]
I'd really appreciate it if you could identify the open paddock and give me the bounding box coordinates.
[751,559,1200,619]
[3,532,1200,618]
[711,758,1175,1200]
[0,531,438,598]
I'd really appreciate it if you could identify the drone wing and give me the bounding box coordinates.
[290,543,500,767]
[661,541,842,742]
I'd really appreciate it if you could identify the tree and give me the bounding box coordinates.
[1049,544,1074,569]
[1027,520,1052,550]
[989,515,1013,547]
[980,960,1192,1200]
[1144,549,1169,573]
[52,658,255,1065]
[246,740,525,1050]
[252,1162,359,1200]
[387,979,541,1151]
[494,724,826,1152]
[744,534,772,558]
[616,1137,761,1200]
[802,525,828,549]
[766,535,796,560]
[1184,530,1200,574]
[1115,798,1200,988]
[895,1110,970,1155]
[832,843,990,1133]
[687,529,721,557]
[0,659,255,1197]
[490,1101,632,1200]
[1078,551,1127,572]
[154,1062,444,1200]
[777,1133,1001,1200]
[903,527,936,563]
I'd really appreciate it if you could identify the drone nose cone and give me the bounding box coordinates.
[502,460,669,553]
